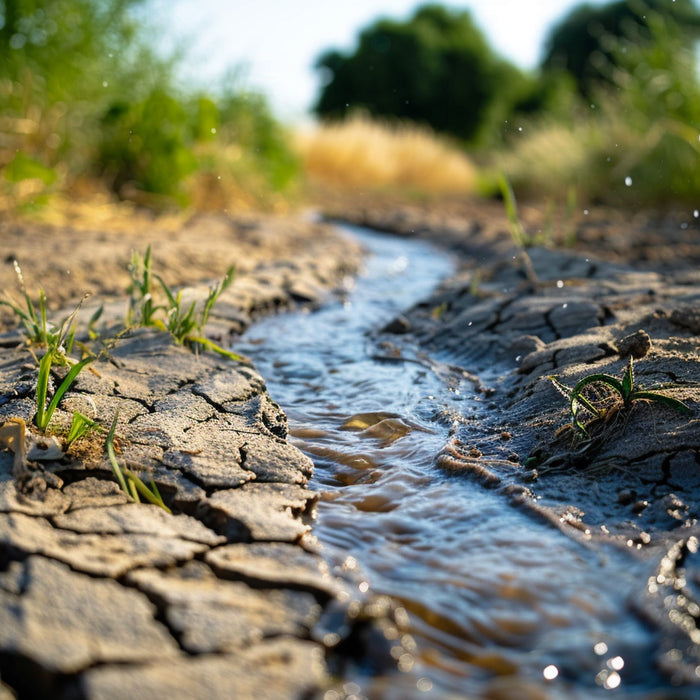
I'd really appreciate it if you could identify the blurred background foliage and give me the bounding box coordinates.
[312,0,700,207]
[0,0,299,211]
[1,0,699,213]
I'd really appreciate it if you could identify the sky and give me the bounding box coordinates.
[157,0,610,121]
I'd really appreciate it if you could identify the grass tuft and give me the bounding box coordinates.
[550,357,691,438]
[127,246,241,360]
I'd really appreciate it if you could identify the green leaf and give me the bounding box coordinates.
[621,357,635,402]
[66,411,101,447]
[105,413,129,494]
[41,356,93,430]
[123,468,172,513]
[188,336,243,361]
[34,351,54,429]
[633,391,691,415]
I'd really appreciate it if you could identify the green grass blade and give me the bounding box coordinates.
[143,245,152,296]
[34,350,54,429]
[549,375,573,400]
[123,468,172,513]
[633,391,692,415]
[42,356,93,429]
[105,412,129,494]
[622,357,634,401]
[155,273,177,308]
[188,336,243,361]
[201,265,235,326]
[127,477,141,502]
[498,173,525,246]
[570,373,624,398]
[88,305,104,340]
[66,411,101,446]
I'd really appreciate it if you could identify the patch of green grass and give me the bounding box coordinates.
[0,262,67,350]
[127,245,242,361]
[105,412,171,513]
[65,411,101,449]
[0,261,95,430]
[549,357,691,437]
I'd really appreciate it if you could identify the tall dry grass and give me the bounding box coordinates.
[296,113,476,194]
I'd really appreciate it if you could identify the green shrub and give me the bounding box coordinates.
[497,3,700,206]
[0,0,300,210]
[98,89,198,204]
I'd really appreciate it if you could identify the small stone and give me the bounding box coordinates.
[616,329,652,358]
[670,306,700,334]
[382,315,411,334]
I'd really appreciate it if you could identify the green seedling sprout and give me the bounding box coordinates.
[65,411,101,448]
[155,264,240,359]
[497,174,539,285]
[35,351,93,430]
[128,245,241,360]
[550,356,691,437]
[105,412,171,513]
[127,246,162,327]
[1,261,59,348]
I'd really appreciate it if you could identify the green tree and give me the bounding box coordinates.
[313,3,522,143]
[541,0,700,96]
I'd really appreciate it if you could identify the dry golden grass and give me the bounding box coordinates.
[296,113,476,194]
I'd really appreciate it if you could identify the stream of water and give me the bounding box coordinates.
[237,225,683,700]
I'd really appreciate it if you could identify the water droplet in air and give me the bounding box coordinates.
[608,656,625,671]
[625,176,633,187]
[102,81,108,87]
[583,209,590,215]
[556,280,564,288]
[417,677,433,692]
[694,209,699,218]
[543,665,559,680]
[594,642,609,655]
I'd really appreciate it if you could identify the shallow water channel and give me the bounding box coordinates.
[238,225,682,700]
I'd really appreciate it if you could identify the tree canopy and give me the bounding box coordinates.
[541,0,700,96]
[313,4,522,143]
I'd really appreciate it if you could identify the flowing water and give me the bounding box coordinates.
[238,225,683,700]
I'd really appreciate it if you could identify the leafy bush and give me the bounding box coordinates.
[98,89,198,205]
[497,2,700,206]
[0,0,299,210]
